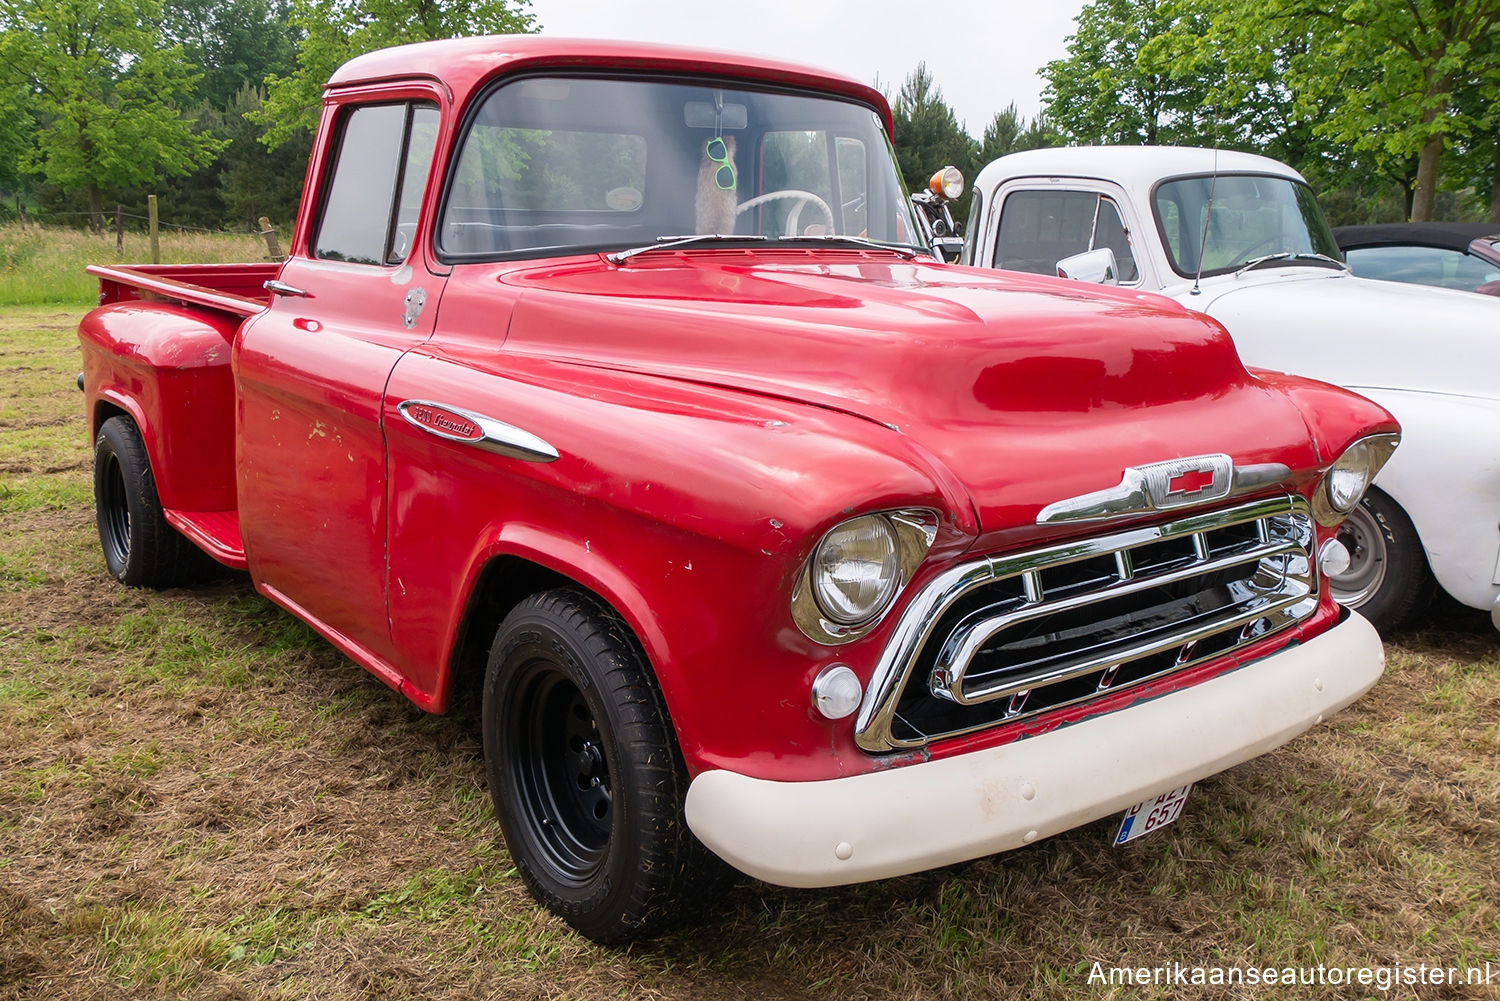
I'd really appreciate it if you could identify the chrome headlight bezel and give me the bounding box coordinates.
[791,509,939,645]
[1312,432,1400,527]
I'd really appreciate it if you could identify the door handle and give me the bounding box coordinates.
[264,279,310,298]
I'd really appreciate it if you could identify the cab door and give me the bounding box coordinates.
[234,92,446,668]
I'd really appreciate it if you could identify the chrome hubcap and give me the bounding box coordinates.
[1330,504,1385,607]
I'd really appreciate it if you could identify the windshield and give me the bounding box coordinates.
[438,75,922,260]
[1153,174,1340,277]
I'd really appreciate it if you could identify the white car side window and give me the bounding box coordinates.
[992,188,1139,283]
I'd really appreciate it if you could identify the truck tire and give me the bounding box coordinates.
[93,415,202,588]
[482,587,730,943]
[1329,487,1433,633]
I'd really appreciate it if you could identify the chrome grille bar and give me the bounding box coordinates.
[852,495,1317,753]
[929,536,1308,705]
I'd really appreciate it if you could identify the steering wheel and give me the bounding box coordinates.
[1228,235,1282,262]
[736,189,836,237]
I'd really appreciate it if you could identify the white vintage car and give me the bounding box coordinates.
[963,146,1500,632]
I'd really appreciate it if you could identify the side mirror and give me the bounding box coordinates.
[1056,248,1119,285]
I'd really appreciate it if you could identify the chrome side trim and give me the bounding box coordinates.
[396,399,559,463]
[1036,455,1292,525]
[854,495,1314,752]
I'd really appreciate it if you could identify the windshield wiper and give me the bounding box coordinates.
[606,234,768,265]
[773,234,926,259]
[1234,251,1349,277]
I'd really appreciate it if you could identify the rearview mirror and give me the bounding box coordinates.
[1056,248,1119,285]
[684,101,748,130]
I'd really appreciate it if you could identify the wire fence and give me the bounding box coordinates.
[6,199,288,263]
[10,208,269,235]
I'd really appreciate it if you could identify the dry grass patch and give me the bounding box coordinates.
[1,304,1497,999]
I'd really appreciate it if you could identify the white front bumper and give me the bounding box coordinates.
[685,611,1384,887]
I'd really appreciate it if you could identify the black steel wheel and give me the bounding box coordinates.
[482,588,730,943]
[1329,487,1433,633]
[509,665,613,881]
[93,416,202,588]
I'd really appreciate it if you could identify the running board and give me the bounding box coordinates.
[164,509,247,569]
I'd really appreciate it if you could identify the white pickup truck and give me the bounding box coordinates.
[958,146,1500,633]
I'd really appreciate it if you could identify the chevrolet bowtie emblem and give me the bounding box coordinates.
[1036,454,1290,524]
[1166,466,1217,497]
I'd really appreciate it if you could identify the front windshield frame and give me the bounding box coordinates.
[1150,172,1341,279]
[433,70,922,265]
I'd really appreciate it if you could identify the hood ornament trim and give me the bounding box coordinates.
[1037,455,1291,524]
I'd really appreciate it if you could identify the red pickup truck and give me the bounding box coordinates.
[79,36,1397,942]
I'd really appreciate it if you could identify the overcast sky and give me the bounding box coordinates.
[524,0,1089,133]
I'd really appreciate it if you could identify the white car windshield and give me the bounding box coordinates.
[1154,174,1341,277]
[438,75,923,260]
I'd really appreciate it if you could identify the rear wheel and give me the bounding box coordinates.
[482,588,729,943]
[93,416,204,588]
[1329,488,1433,633]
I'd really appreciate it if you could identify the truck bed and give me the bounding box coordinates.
[87,262,279,318]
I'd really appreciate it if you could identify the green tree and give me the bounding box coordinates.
[163,0,298,109]
[1442,25,1500,222]
[0,80,34,210]
[158,0,300,228]
[1041,0,1217,146]
[1282,0,1500,220]
[0,0,225,231]
[254,0,534,149]
[977,103,1061,165]
[891,63,977,214]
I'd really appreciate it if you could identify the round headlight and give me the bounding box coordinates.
[929,166,964,201]
[812,515,900,625]
[1325,441,1371,515]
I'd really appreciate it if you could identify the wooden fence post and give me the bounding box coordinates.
[115,205,124,256]
[258,216,284,261]
[148,195,160,264]
[15,196,24,231]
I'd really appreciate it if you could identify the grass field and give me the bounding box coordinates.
[1,290,1497,999]
[0,225,275,306]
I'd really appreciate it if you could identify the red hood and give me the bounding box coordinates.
[499,250,1321,544]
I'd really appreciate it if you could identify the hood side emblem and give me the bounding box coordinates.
[397,400,559,463]
[1037,454,1290,524]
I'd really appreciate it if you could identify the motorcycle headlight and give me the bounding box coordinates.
[812,514,900,625]
[1313,433,1400,526]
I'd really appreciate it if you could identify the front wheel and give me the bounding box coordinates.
[1328,487,1433,633]
[482,588,729,943]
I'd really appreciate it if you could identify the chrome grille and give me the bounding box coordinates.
[853,496,1318,752]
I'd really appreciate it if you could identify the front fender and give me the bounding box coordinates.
[382,350,972,780]
[1349,387,1500,612]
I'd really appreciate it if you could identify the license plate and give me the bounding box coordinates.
[1114,784,1192,845]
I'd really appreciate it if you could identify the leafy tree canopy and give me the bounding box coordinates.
[1042,0,1216,146]
[254,0,534,149]
[0,0,226,228]
[163,0,299,110]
